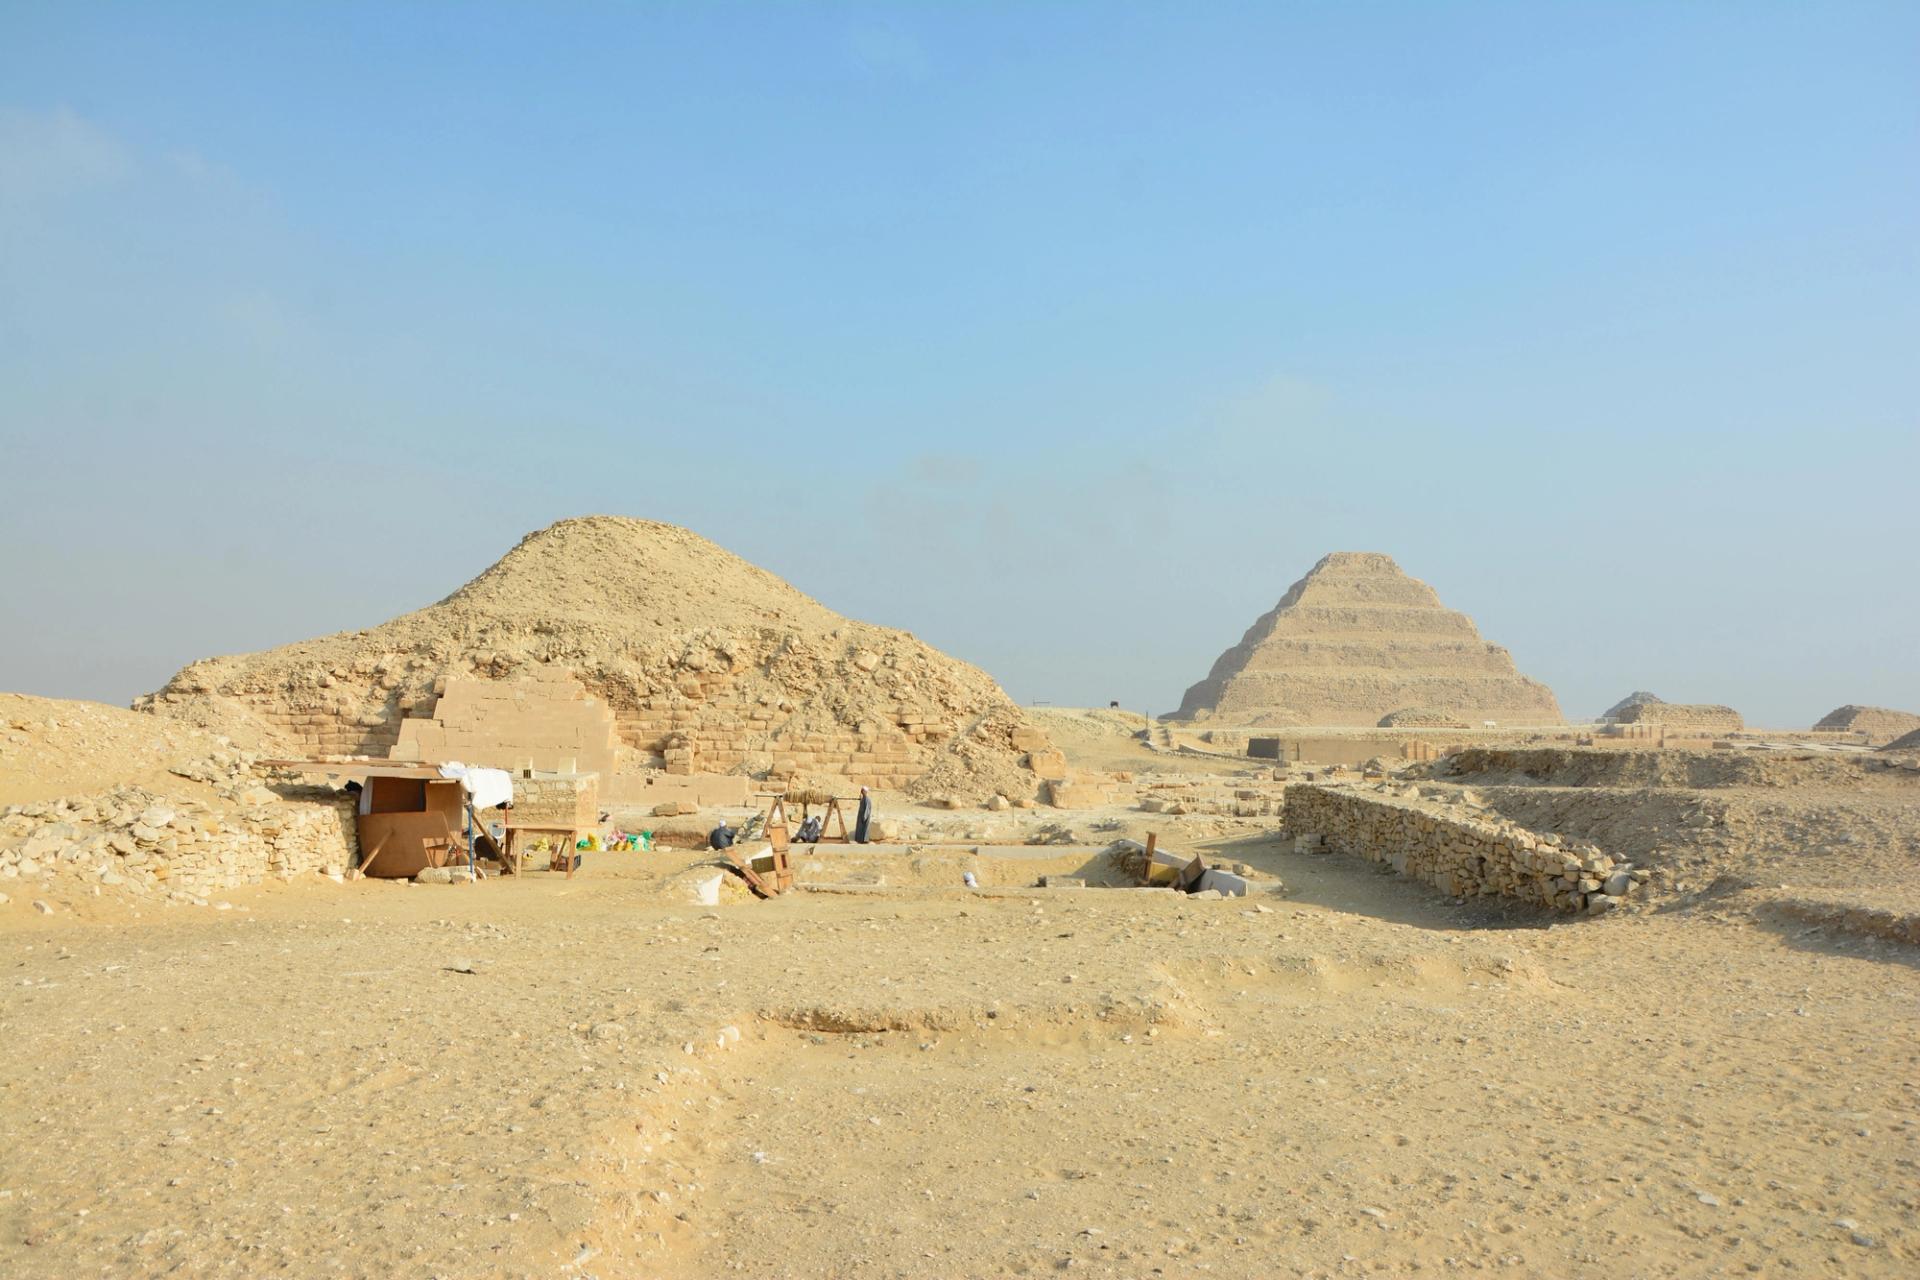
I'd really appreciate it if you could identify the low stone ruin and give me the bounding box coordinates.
[1285,782,1648,914]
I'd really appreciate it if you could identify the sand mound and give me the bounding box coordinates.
[136,517,1041,798]
[1172,552,1561,727]
[0,693,358,909]
[1815,704,1920,746]
[0,693,258,807]
[1882,727,1920,753]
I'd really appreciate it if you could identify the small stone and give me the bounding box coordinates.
[590,1022,626,1042]
[32,899,53,915]
[1696,1192,1721,1207]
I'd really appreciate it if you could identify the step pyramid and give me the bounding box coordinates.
[1172,552,1562,726]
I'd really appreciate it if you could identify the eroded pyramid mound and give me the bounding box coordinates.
[137,517,1041,799]
[1814,705,1920,747]
[1605,694,1743,734]
[1172,552,1562,727]
[1600,691,1664,722]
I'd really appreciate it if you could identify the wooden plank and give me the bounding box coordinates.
[724,846,773,897]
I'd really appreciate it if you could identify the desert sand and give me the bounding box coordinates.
[4,526,1918,1278]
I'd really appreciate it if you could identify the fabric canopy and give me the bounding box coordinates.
[436,762,514,810]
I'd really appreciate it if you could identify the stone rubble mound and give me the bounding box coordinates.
[0,694,353,906]
[1172,552,1562,726]
[136,516,1043,801]
[1377,706,1468,728]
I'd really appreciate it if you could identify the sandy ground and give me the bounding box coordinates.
[4,829,1916,1279]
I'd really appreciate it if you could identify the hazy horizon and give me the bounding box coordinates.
[3,4,1915,728]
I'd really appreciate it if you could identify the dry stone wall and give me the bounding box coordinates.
[1284,782,1647,914]
[1,782,356,906]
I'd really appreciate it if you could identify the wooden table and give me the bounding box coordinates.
[502,825,580,878]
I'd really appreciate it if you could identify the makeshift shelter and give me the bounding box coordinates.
[264,760,513,879]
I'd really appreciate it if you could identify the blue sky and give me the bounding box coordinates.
[2,2,1915,725]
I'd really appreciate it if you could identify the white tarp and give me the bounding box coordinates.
[436,762,514,810]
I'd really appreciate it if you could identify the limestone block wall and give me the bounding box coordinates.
[1283,783,1645,914]
[259,701,410,759]
[612,691,946,790]
[393,674,623,778]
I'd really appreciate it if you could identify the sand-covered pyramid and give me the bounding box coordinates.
[1814,704,1920,747]
[137,517,1043,799]
[1171,552,1562,726]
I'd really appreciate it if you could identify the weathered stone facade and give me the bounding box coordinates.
[1284,782,1647,914]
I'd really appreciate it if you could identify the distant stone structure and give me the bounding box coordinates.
[1172,552,1562,727]
[1814,705,1920,747]
[1606,694,1743,734]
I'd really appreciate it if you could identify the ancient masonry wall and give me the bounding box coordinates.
[394,674,622,778]
[231,673,961,792]
[1,786,358,905]
[612,686,945,790]
[1283,783,1646,914]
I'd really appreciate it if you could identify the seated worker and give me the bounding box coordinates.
[708,819,735,851]
[795,814,822,844]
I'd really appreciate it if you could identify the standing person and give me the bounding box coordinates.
[853,786,873,844]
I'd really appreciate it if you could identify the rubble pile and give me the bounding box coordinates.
[1,779,355,905]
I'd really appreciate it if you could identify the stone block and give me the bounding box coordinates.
[1046,779,1107,809]
[1027,749,1069,781]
